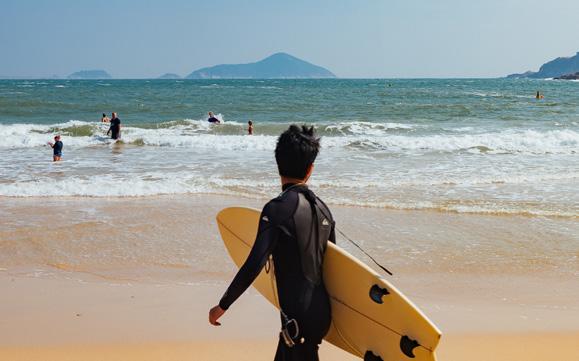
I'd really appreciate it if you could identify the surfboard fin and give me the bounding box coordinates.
[369,284,390,304]
[400,335,420,358]
[364,351,383,361]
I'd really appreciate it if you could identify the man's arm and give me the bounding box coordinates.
[209,205,280,325]
[218,218,279,310]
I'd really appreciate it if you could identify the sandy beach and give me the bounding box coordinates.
[1,194,578,360]
[1,275,578,361]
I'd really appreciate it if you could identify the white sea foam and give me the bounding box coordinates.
[3,176,574,218]
[3,168,576,198]
[324,121,416,135]
[465,91,532,99]
[334,129,579,155]
[1,120,577,155]
[0,173,205,197]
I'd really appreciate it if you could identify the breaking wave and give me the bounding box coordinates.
[0,120,577,155]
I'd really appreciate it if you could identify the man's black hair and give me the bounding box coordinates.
[275,125,320,179]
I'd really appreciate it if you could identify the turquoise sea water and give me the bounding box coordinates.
[0,79,577,217]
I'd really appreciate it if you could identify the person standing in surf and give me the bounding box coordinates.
[48,135,63,162]
[209,125,335,361]
[248,120,254,135]
[107,112,121,140]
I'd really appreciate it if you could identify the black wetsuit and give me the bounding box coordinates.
[109,117,121,139]
[52,140,63,156]
[208,116,220,123]
[219,184,335,361]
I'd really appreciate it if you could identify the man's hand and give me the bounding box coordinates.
[209,305,225,326]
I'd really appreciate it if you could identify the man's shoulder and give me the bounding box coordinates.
[262,190,299,224]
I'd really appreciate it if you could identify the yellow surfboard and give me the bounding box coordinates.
[216,207,441,361]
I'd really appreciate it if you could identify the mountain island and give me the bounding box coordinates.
[186,53,336,79]
[67,70,112,79]
[507,51,579,79]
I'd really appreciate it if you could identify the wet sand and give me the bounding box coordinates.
[0,194,578,360]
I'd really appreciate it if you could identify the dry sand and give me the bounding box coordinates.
[1,276,578,361]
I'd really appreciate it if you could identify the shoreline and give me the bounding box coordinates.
[1,192,577,219]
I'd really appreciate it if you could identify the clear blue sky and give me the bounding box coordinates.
[1,0,578,78]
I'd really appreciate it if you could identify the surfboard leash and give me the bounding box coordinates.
[310,196,394,276]
[335,228,393,276]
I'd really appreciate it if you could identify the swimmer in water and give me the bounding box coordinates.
[536,91,544,99]
[101,113,110,123]
[248,120,254,135]
[208,112,221,124]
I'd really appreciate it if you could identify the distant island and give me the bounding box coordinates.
[68,70,112,79]
[186,52,336,79]
[507,51,579,79]
[158,73,181,79]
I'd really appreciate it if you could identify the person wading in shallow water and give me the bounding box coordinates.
[209,125,336,361]
[248,120,254,135]
[107,112,121,140]
[48,135,63,162]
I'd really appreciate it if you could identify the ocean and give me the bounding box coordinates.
[0,78,577,218]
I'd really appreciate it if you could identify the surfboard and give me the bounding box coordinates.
[216,207,441,361]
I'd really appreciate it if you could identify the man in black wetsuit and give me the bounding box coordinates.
[209,125,335,361]
[107,112,121,139]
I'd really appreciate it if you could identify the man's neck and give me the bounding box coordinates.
[280,176,307,189]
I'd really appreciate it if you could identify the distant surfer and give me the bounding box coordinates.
[248,120,254,135]
[207,111,221,124]
[48,135,63,162]
[209,125,335,361]
[107,112,121,140]
[536,91,544,99]
[101,113,110,123]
